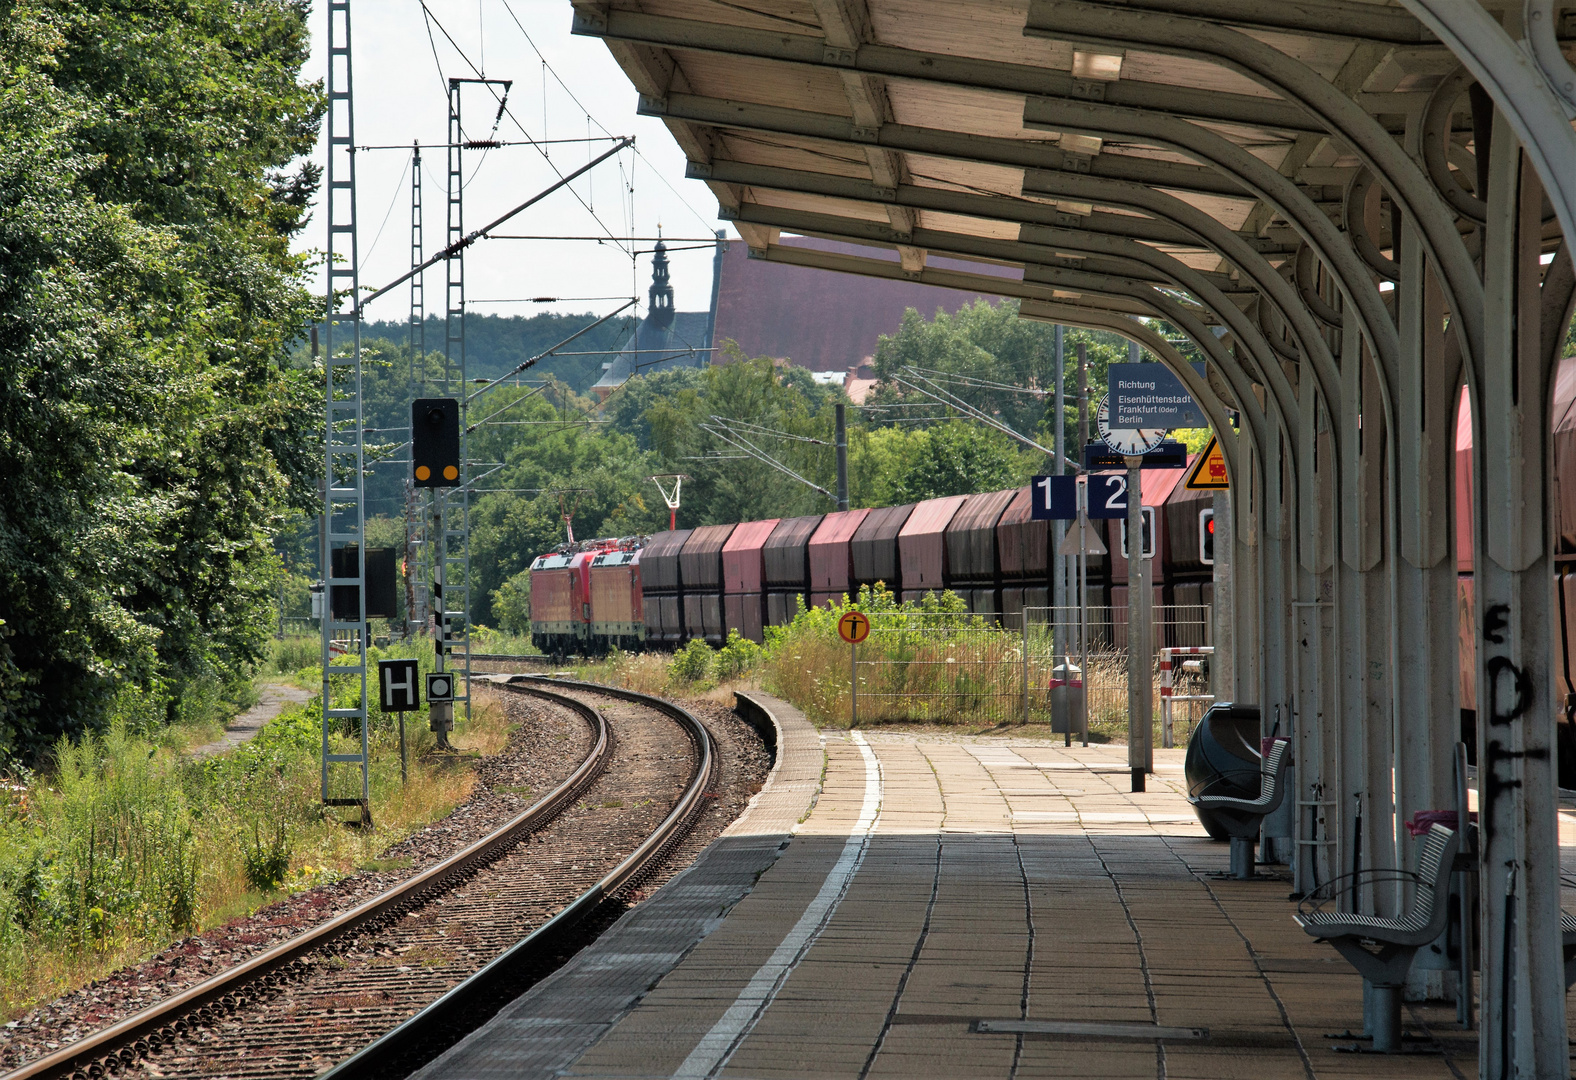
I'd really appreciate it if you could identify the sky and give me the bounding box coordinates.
[296,1,736,327]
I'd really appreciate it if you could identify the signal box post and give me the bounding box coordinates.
[412,398,459,750]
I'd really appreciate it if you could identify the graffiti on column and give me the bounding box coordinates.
[1481,603,1548,843]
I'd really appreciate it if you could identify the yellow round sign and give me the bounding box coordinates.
[838,610,871,645]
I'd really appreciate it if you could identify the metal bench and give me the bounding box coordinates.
[1293,824,1461,1052]
[1187,736,1289,878]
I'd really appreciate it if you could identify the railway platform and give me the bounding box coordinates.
[420,693,1562,1079]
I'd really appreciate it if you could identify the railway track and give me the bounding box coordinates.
[5,679,715,1080]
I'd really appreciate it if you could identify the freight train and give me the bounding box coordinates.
[527,470,1214,656]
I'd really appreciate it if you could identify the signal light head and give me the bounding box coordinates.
[412,398,460,489]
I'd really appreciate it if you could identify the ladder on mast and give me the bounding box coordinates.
[321,0,370,825]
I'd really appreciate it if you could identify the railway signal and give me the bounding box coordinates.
[1199,508,1215,565]
[412,398,460,487]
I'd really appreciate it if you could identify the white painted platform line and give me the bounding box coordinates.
[672,732,883,1080]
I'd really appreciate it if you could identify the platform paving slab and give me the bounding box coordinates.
[420,707,1576,1079]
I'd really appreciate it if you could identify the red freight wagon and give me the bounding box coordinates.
[589,547,644,649]
[681,524,735,644]
[898,495,969,602]
[640,529,692,644]
[851,503,915,596]
[944,489,1017,620]
[997,487,1047,624]
[764,515,824,626]
[722,519,779,643]
[807,508,871,609]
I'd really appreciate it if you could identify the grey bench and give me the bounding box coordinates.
[1188,736,1290,879]
[1293,823,1461,1052]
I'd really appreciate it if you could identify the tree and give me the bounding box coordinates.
[0,1,323,758]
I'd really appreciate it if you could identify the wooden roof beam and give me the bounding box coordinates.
[639,91,1266,202]
[569,7,1385,135]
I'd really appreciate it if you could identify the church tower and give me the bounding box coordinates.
[646,236,675,331]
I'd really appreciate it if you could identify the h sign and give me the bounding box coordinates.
[1030,475,1078,520]
[377,659,420,712]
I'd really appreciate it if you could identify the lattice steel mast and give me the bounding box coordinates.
[320,0,370,824]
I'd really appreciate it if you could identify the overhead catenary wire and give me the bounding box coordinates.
[418,0,634,252]
[700,422,831,498]
[496,0,716,235]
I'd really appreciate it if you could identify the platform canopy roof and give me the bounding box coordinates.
[573,0,1574,484]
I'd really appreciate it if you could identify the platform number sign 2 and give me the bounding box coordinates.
[1087,474,1129,519]
[377,658,420,712]
[1030,475,1078,520]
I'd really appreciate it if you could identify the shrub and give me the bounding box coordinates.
[240,821,292,893]
[668,639,714,685]
[715,631,763,682]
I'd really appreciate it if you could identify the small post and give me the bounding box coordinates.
[399,715,408,783]
[1126,456,1151,792]
[850,640,857,728]
[1078,482,1090,747]
[1022,606,1030,726]
[1052,325,1067,670]
[835,403,849,512]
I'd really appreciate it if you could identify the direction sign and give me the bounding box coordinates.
[1030,474,1078,520]
[1184,436,1230,489]
[1087,474,1130,519]
[377,658,420,712]
[1107,362,1207,428]
[838,610,871,645]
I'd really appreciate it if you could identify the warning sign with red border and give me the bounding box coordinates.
[838,610,871,645]
[1184,436,1230,490]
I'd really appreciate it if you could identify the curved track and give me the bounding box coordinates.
[5,680,715,1080]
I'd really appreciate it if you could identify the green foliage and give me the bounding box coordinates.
[490,570,534,637]
[859,421,1030,504]
[240,821,291,893]
[0,1,323,760]
[715,631,763,682]
[667,639,715,685]
[358,311,635,395]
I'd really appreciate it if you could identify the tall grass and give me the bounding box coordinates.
[0,640,508,1020]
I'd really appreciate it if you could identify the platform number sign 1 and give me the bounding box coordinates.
[1030,475,1078,520]
[1087,474,1130,519]
[377,659,420,712]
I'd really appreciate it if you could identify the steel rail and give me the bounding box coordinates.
[319,676,716,1080]
[3,683,612,1080]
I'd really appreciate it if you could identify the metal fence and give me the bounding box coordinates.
[849,605,1213,734]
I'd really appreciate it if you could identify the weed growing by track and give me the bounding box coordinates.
[0,642,508,1020]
